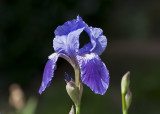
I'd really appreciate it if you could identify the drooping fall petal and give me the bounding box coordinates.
[76,53,109,95]
[39,53,59,94]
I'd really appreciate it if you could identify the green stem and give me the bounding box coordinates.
[122,93,128,114]
[74,67,81,114]
[76,104,80,114]
[75,68,80,87]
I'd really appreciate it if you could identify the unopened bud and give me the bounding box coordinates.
[66,81,79,105]
[69,105,74,114]
[9,83,25,110]
[121,71,130,94]
[125,89,132,109]
[65,72,83,106]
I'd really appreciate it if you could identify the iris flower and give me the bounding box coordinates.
[39,16,109,95]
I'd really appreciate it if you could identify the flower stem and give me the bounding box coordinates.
[74,67,82,114]
[75,104,80,114]
[122,93,128,114]
[75,68,80,88]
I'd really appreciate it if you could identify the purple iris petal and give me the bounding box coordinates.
[39,53,59,94]
[54,15,85,36]
[78,43,92,56]
[53,28,84,58]
[53,15,107,56]
[64,72,72,82]
[76,53,109,95]
[85,27,107,55]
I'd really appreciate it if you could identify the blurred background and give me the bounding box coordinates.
[0,0,160,114]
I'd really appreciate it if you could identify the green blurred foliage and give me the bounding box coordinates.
[0,0,160,114]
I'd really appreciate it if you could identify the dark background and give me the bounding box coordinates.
[0,0,160,113]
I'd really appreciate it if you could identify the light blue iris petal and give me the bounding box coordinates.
[85,27,107,55]
[53,27,84,58]
[76,53,109,95]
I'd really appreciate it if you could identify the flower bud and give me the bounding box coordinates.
[66,81,79,105]
[69,105,74,114]
[121,71,130,94]
[9,83,25,110]
[65,72,83,106]
[125,89,132,109]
